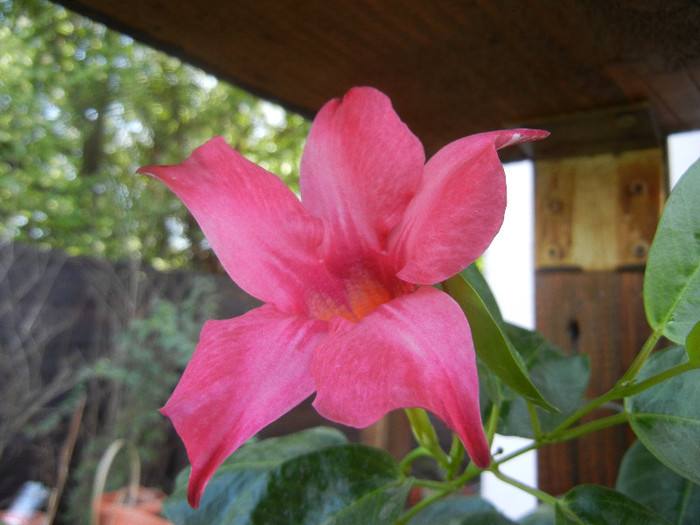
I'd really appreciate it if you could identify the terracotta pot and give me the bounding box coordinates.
[95,487,172,525]
[91,441,173,525]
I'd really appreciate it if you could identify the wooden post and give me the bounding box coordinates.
[360,411,413,461]
[529,106,667,495]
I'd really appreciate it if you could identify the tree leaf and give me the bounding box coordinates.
[443,273,556,411]
[406,496,516,525]
[163,428,410,525]
[555,485,671,525]
[616,440,700,525]
[624,346,700,485]
[644,157,700,344]
[498,325,590,438]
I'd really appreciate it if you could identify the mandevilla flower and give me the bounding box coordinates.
[138,86,548,507]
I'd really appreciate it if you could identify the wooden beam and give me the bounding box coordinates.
[533,108,666,495]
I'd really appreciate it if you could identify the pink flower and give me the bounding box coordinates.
[138,87,547,507]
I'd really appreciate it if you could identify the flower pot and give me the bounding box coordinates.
[95,487,170,525]
[91,440,172,525]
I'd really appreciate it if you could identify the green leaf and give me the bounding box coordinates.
[163,428,410,525]
[251,445,411,525]
[406,496,516,525]
[555,485,671,525]
[616,440,700,524]
[461,264,506,326]
[498,325,590,438]
[686,320,700,363]
[163,427,348,523]
[520,504,555,525]
[644,158,700,344]
[624,346,700,485]
[443,273,556,411]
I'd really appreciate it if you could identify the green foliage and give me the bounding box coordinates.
[643,158,700,344]
[498,324,590,438]
[444,268,555,411]
[406,496,516,525]
[686,320,700,363]
[0,0,309,269]
[164,427,412,525]
[617,440,700,524]
[624,346,700,486]
[555,485,671,525]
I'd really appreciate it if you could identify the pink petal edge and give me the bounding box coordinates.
[137,137,324,313]
[391,129,549,284]
[160,305,328,507]
[310,285,491,467]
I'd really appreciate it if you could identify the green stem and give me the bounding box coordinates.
[617,328,662,387]
[554,412,629,443]
[484,402,501,445]
[446,433,465,480]
[488,466,559,508]
[405,408,450,470]
[620,360,698,397]
[551,360,697,435]
[397,486,451,524]
[527,401,542,440]
[410,478,452,491]
[550,390,618,435]
[399,447,433,475]
[493,441,538,467]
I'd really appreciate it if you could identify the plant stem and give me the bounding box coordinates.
[554,412,629,442]
[616,328,662,387]
[620,360,698,397]
[484,401,501,445]
[410,478,452,491]
[527,401,542,439]
[399,447,433,474]
[493,441,538,467]
[488,465,559,508]
[405,408,450,469]
[397,483,454,524]
[550,359,698,436]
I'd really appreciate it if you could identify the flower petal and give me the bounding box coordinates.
[390,129,549,284]
[300,87,425,268]
[161,305,328,507]
[138,137,324,312]
[310,285,491,467]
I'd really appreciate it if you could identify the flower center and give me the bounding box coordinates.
[306,262,414,323]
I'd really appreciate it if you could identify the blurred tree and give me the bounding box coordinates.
[0,0,309,270]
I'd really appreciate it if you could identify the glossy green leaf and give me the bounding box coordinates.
[461,264,505,326]
[624,346,700,485]
[644,158,700,344]
[555,485,671,525]
[164,427,347,523]
[443,273,555,411]
[616,440,700,524]
[686,320,700,363]
[406,496,516,525]
[163,428,410,525]
[251,445,411,524]
[498,325,590,438]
